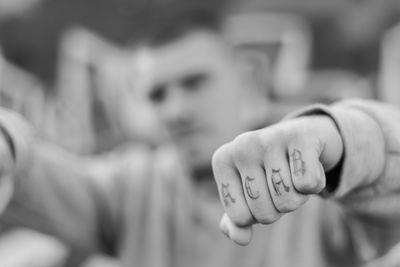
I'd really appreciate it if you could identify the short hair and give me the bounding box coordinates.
[120,1,229,48]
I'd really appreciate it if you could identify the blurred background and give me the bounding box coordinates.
[1,0,400,154]
[1,0,400,153]
[0,0,400,266]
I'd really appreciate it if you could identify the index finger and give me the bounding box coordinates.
[212,143,253,227]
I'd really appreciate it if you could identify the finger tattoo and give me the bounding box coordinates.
[291,149,306,176]
[244,176,260,199]
[221,183,236,206]
[271,168,290,196]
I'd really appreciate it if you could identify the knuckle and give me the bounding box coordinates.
[257,130,274,147]
[295,175,324,194]
[232,133,256,164]
[212,143,231,168]
[313,178,325,193]
[247,199,280,224]
[254,210,280,224]
[257,131,275,155]
[282,127,299,142]
[263,122,299,145]
[276,197,303,213]
[230,209,253,227]
[234,131,252,145]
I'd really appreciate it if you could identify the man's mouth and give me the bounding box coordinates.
[171,125,203,140]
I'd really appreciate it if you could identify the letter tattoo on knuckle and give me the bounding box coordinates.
[271,168,290,196]
[291,149,306,176]
[244,176,260,199]
[221,183,236,206]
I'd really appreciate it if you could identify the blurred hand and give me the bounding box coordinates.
[0,128,15,213]
[364,242,400,267]
[212,115,343,245]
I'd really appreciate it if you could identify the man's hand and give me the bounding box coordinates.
[0,127,15,213]
[212,115,344,245]
[364,242,400,267]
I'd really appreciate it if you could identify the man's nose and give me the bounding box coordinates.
[163,88,193,123]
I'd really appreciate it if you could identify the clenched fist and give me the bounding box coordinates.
[212,115,344,245]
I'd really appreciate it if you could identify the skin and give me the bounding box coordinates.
[212,116,343,245]
[133,29,344,246]
[136,30,251,171]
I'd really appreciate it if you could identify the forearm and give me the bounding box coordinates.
[285,99,386,198]
[288,98,400,261]
[313,99,399,212]
[1,141,105,253]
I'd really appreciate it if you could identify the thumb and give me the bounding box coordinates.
[315,116,344,172]
[219,213,253,246]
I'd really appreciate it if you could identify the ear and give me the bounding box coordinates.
[234,48,272,128]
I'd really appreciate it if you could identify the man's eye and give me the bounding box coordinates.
[181,73,208,91]
[148,85,167,103]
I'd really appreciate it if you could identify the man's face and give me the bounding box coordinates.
[138,31,248,169]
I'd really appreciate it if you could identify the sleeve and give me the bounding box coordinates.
[0,107,153,262]
[285,98,400,262]
[2,142,109,255]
